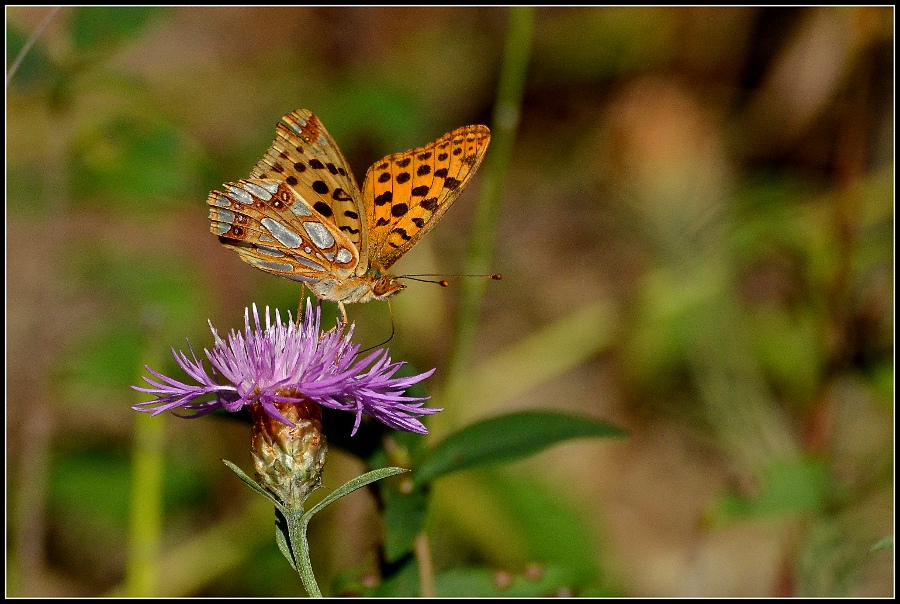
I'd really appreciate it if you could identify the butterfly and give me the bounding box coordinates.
[208,109,491,322]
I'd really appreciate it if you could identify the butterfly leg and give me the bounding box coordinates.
[295,283,308,326]
[338,301,349,330]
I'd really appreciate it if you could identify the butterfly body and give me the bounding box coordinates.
[208,110,490,315]
[305,272,405,305]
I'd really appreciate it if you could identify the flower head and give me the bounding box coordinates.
[132,301,439,435]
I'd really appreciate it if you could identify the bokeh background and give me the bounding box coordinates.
[6,6,894,597]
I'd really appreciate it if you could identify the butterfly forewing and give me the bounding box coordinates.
[361,125,490,271]
[249,109,369,272]
[208,178,359,283]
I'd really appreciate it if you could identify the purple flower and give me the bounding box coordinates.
[132,301,440,435]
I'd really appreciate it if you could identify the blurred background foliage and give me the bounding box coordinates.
[6,6,893,597]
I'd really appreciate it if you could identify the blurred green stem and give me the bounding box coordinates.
[414,533,436,597]
[127,338,167,596]
[445,6,535,387]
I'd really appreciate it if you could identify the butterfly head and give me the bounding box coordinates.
[372,275,405,300]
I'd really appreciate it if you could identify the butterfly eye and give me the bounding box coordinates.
[373,277,395,296]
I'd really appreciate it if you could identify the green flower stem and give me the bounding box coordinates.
[446,6,535,383]
[284,509,321,597]
[224,462,409,597]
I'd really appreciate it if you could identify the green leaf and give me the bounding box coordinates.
[70,7,166,52]
[870,537,893,552]
[486,470,606,588]
[707,456,830,525]
[383,487,428,563]
[372,557,420,597]
[415,411,626,486]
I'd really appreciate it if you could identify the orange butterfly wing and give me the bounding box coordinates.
[361,125,490,271]
[249,109,368,271]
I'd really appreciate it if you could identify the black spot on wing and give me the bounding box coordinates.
[313,201,333,217]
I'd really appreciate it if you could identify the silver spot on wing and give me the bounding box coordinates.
[256,245,286,257]
[228,185,253,204]
[250,259,294,272]
[261,218,303,248]
[303,221,335,249]
[292,255,325,272]
[213,208,235,224]
[285,273,314,283]
[291,200,312,217]
[243,181,272,201]
[335,248,353,264]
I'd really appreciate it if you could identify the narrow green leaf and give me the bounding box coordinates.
[221,459,283,510]
[870,537,893,552]
[415,411,626,486]
[274,508,298,571]
[303,467,408,521]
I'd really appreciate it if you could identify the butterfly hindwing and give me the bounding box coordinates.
[250,110,369,272]
[208,178,359,283]
[361,125,490,271]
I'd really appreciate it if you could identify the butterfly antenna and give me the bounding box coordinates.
[398,273,502,287]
